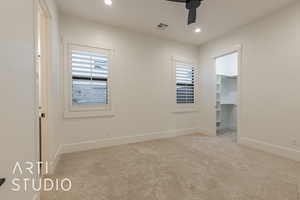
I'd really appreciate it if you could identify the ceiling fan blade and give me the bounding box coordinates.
[188,8,197,24]
[166,0,187,3]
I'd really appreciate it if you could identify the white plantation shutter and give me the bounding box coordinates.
[71,49,109,105]
[176,64,195,104]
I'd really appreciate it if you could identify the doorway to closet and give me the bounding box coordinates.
[215,50,239,142]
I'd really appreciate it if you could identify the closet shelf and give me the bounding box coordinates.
[218,74,238,78]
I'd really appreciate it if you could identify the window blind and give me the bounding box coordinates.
[71,50,109,105]
[176,64,195,104]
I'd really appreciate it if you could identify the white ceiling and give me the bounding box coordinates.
[55,0,296,45]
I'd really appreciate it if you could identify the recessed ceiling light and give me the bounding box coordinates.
[104,0,112,6]
[195,28,202,33]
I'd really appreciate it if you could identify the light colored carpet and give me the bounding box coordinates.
[42,133,300,200]
[219,131,237,143]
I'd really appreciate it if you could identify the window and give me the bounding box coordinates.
[176,63,195,104]
[71,50,108,105]
[172,58,198,113]
[64,44,113,118]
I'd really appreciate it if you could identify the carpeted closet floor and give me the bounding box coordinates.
[41,133,300,200]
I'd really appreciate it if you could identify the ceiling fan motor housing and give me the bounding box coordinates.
[166,0,204,25]
[186,0,202,10]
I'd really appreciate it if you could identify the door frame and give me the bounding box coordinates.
[213,44,242,141]
[34,0,52,176]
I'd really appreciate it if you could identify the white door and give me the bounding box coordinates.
[36,2,50,175]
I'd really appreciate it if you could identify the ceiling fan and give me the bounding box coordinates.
[167,0,204,25]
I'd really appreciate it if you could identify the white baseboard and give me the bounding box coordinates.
[33,193,39,200]
[197,128,216,136]
[48,146,62,174]
[58,128,202,155]
[238,137,300,162]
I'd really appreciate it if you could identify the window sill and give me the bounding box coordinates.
[64,110,115,119]
[172,109,199,114]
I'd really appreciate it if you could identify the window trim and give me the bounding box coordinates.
[172,57,199,113]
[64,43,114,118]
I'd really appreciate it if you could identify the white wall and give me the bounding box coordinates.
[198,1,300,160]
[0,0,37,199]
[56,16,201,153]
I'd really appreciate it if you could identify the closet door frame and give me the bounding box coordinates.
[213,44,242,141]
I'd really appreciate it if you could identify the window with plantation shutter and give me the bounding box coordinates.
[176,63,195,104]
[64,44,113,118]
[71,49,109,105]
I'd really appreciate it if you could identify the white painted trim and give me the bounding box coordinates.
[48,146,62,174]
[33,0,40,182]
[34,0,53,176]
[63,41,115,118]
[64,111,115,119]
[38,0,52,19]
[172,109,199,114]
[57,128,202,154]
[238,137,300,162]
[212,44,242,59]
[197,128,216,136]
[33,192,40,200]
